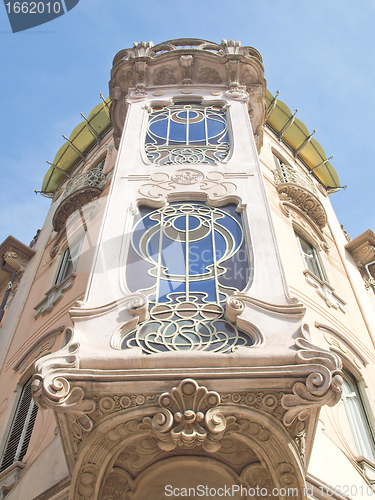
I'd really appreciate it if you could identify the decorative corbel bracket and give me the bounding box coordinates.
[281,329,343,426]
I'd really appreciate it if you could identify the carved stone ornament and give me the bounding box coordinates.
[34,274,75,319]
[345,229,375,269]
[303,270,346,312]
[31,329,96,435]
[124,169,252,204]
[52,187,102,233]
[276,183,327,228]
[142,378,234,452]
[0,462,25,500]
[109,38,266,150]
[281,327,343,426]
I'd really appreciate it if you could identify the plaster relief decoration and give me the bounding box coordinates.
[142,378,234,452]
[198,66,222,84]
[281,329,343,426]
[125,169,246,203]
[110,38,266,150]
[34,274,75,319]
[52,165,106,233]
[180,55,193,84]
[304,270,346,312]
[13,325,65,374]
[32,329,96,435]
[119,202,255,354]
[273,162,327,229]
[345,229,375,291]
[153,65,177,86]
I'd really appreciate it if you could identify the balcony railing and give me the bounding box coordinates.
[273,163,318,195]
[63,165,106,200]
[273,163,327,228]
[52,166,107,232]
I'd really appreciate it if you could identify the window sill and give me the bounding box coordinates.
[303,270,346,313]
[34,274,75,319]
[0,461,25,499]
[356,456,375,483]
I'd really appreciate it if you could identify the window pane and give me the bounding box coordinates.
[342,374,375,462]
[55,234,84,284]
[296,233,324,281]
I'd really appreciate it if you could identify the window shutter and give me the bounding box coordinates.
[0,379,38,473]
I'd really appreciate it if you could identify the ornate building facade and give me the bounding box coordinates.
[0,38,375,499]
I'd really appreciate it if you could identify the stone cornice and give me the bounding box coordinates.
[0,236,35,288]
[345,229,375,268]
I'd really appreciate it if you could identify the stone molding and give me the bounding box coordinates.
[52,187,103,233]
[276,183,327,229]
[0,462,25,500]
[345,229,375,268]
[303,270,346,312]
[13,325,65,373]
[281,329,343,427]
[68,396,307,500]
[109,38,266,150]
[34,274,75,319]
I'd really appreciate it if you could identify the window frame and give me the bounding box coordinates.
[144,100,231,165]
[55,233,85,285]
[341,371,375,463]
[295,231,326,282]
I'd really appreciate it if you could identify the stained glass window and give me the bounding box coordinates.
[145,103,230,165]
[124,202,253,354]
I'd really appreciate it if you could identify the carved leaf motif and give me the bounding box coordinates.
[153,66,177,85]
[198,67,222,84]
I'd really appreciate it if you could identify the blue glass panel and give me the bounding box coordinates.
[169,120,186,143]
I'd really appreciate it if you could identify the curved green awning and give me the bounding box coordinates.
[41,97,112,193]
[265,90,340,191]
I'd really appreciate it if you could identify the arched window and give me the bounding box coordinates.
[145,102,230,165]
[341,372,375,462]
[123,202,253,354]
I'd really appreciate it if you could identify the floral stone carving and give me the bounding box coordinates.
[142,378,234,452]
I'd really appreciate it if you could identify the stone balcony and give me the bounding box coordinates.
[273,163,327,228]
[52,166,107,233]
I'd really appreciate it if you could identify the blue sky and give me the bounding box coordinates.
[0,0,374,245]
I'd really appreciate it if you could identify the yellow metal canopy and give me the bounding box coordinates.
[265,90,340,191]
[41,97,112,193]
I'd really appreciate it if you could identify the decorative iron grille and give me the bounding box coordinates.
[273,163,318,195]
[123,202,253,354]
[145,103,230,165]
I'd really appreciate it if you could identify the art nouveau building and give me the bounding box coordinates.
[0,38,375,500]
